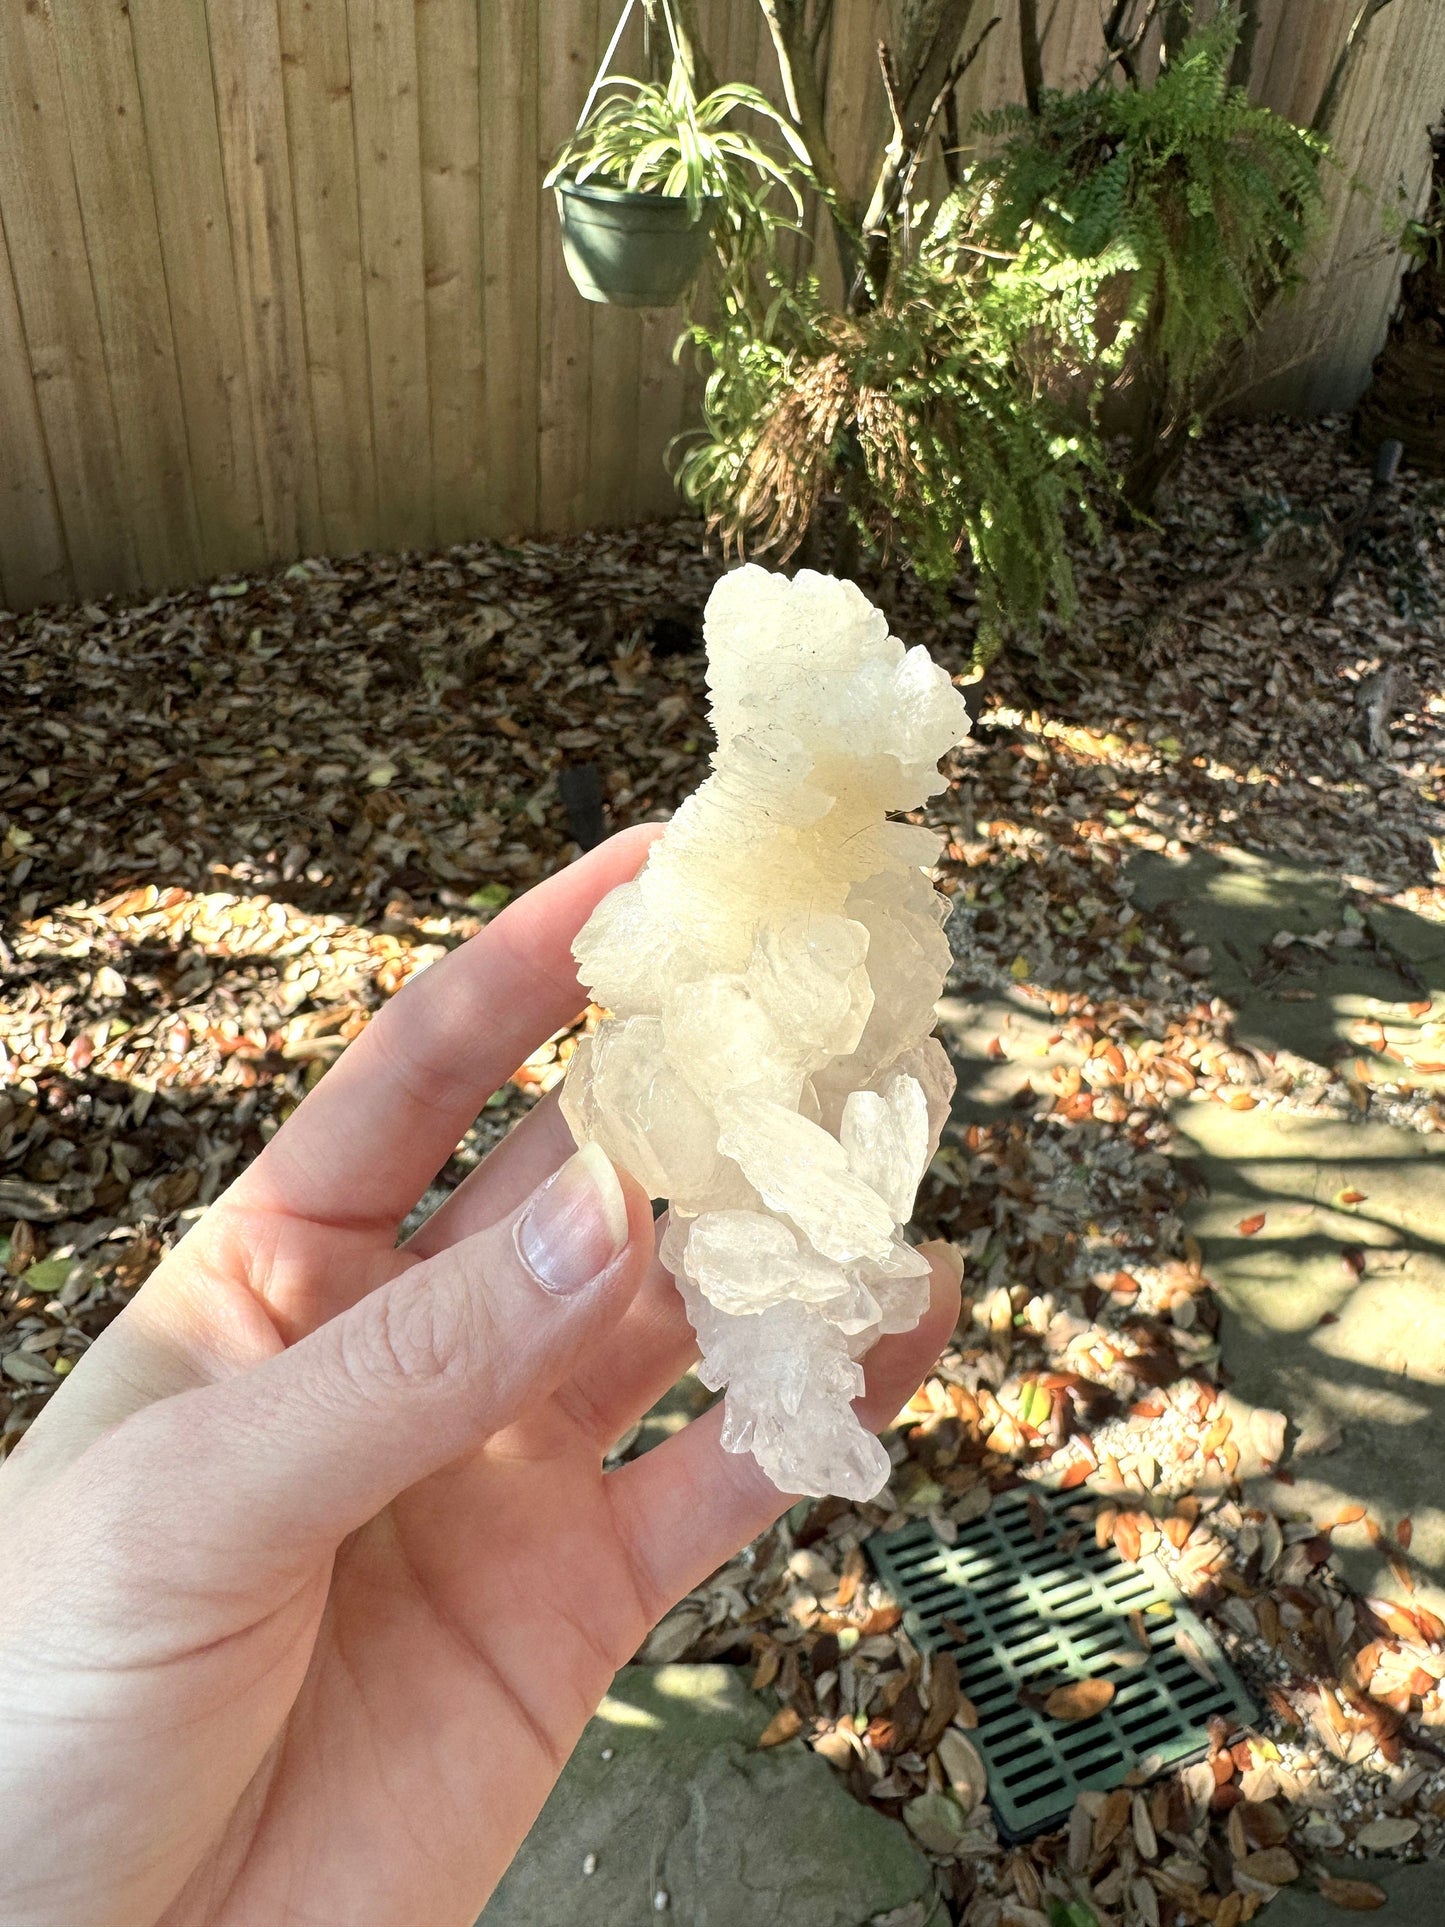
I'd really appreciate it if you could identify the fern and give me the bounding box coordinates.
[968,20,1328,401]
[673,209,1103,647]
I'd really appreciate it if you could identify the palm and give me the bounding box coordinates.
[3,833,956,1927]
[170,1406,654,1924]
[145,1218,669,1927]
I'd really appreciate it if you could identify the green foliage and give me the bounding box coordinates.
[971,21,1328,403]
[545,59,810,233]
[674,207,1103,648]
[655,16,1328,643]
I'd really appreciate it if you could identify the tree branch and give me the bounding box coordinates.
[1018,0,1044,116]
[1227,0,1262,91]
[1312,0,1397,138]
[1097,0,1164,87]
[852,0,980,303]
[651,0,717,96]
[758,0,862,286]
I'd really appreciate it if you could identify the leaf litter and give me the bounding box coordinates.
[2,418,1444,1923]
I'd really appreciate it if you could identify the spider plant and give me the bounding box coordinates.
[545,59,810,224]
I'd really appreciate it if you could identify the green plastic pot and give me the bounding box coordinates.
[554,177,720,309]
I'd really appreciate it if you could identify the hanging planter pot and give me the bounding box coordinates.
[544,0,810,313]
[555,178,720,308]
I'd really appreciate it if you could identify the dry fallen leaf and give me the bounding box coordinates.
[1237,1212,1267,1236]
[1045,1678,1115,1722]
[936,1726,988,1816]
[1354,1816,1419,1851]
[1240,1846,1299,1885]
[1318,1875,1388,1911]
[757,1705,802,1749]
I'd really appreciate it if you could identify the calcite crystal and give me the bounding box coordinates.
[561,566,971,1499]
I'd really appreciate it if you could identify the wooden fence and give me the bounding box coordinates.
[0,0,1440,611]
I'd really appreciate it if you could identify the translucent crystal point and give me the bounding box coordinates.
[560,565,970,1499]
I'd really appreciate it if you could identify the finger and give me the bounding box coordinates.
[408,1093,699,1449]
[115,1148,655,1563]
[404,1089,577,1257]
[605,1247,962,1619]
[553,1241,699,1447]
[229,825,661,1235]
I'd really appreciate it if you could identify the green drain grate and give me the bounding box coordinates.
[869,1484,1255,1840]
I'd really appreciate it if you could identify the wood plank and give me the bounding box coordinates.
[584,2,646,526]
[275,0,379,556]
[206,0,323,561]
[536,0,599,533]
[347,0,434,553]
[0,210,70,609]
[128,0,266,579]
[415,0,485,547]
[478,0,540,534]
[0,0,139,597]
[50,0,203,590]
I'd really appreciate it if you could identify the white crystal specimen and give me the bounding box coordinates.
[561,565,971,1500]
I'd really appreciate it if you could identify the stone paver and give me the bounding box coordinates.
[479,1665,939,1927]
[1259,1856,1445,1923]
[1125,845,1445,1610]
[1177,1105,1445,1611]
[1128,845,1445,1085]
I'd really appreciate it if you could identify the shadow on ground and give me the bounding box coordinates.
[938,844,1445,1613]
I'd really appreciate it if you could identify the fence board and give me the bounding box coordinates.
[584,5,646,528]
[50,0,203,589]
[478,0,540,533]
[275,0,379,557]
[0,0,138,597]
[128,0,265,579]
[537,0,600,534]
[0,0,1440,607]
[206,0,323,562]
[416,0,486,547]
[0,212,69,609]
[348,0,434,552]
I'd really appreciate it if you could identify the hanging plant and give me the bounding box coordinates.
[545,23,810,309]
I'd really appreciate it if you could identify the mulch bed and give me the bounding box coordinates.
[3,416,1444,1925]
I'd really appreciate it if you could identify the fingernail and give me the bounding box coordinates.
[515,1143,629,1295]
[919,1238,965,1286]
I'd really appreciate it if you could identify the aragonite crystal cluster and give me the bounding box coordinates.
[561,565,971,1499]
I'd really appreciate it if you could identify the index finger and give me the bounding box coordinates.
[229,825,660,1233]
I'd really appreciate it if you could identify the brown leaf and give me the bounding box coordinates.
[1045,1678,1115,1722]
[1396,1517,1414,1549]
[917,1651,961,1751]
[1240,1846,1299,1885]
[811,1726,856,1768]
[757,1705,802,1748]
[1237,1212,1267,1236]
[1318,1875,1388,1911]
[751,1642,781,1692]
[1094,1786,1132,1858]
[936,1727,988,1816]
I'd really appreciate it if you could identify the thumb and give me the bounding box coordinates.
[129,1145,651,1557]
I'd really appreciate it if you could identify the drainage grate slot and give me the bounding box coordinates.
[868,1486,1255,1839]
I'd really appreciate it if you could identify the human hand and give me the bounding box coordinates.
[0,828,960,1927]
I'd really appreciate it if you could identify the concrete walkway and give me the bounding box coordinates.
[480,1666,939,1927]
[938,845,1445,1610]
[1129,847,1445,1615]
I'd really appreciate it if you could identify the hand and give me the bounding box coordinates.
[0,829,959,1927]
